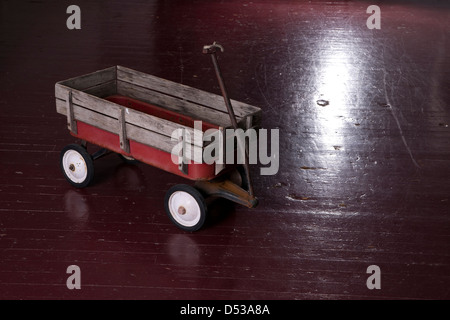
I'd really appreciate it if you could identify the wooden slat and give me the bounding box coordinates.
[57,66,117,91]
[124,107,204,147]
[117,65,261,119]
[116,80,233,129]
[56,84,121,119]
[83,80,117,98]
[55,99,203,160]
[56,99,118,133]
[56,84,204,148]
[125,124,203,161]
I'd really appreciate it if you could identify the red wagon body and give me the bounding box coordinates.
[69,95,221,181]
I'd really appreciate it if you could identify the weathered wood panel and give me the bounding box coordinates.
[126,124,203,161]
[116,80,233,129]
[54,65,261,164]
[56,84,121,119]
[56,84,204,148]
[125,106,204,147]
[56,98,118,134]
[117,65,261,119]
[57,66,117,91]
[83,80,117,98]
[55,99,204,160]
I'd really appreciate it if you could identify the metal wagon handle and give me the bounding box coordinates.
[203,42,254,197]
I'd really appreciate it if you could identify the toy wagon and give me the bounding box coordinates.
[55,43,261,231]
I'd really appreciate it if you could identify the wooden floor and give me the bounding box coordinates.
[1,0,449,300]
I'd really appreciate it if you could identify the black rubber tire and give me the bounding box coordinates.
[60,144,94,188]
[164,184,207,232]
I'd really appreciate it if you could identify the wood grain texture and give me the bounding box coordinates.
[117,65,261,120]
[55,64,261,159]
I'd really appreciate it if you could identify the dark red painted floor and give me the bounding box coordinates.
[0,0,449,300]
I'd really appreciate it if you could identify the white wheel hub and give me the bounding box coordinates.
[62,150,88,183]
[168,191,201,227]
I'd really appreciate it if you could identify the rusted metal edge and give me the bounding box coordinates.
[195,179,258,208]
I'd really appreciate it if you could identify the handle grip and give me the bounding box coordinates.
[202,41,224,54]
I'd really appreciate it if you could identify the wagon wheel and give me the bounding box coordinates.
[164,184,207,232]
[60,144,94,188]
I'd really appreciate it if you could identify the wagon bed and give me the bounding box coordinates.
[55,65,261,180]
